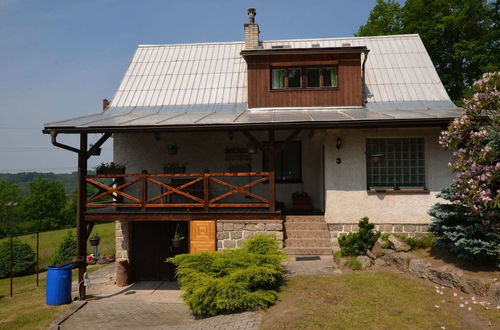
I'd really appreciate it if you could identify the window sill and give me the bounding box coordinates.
[270,87,339,92]
[367,189,430,194]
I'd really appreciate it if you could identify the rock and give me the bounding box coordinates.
[382,248,395,255]
[371,240,384,257]
[426,266,490,296]
[388,234,411,252]
[408,258,431,279]
[366,250,376,259]
[488,282,500,305]
[356,255,372,270]
[374,258,387,267]
[381,252,416,272]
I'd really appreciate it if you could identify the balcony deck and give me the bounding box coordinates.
[85,172,279,221]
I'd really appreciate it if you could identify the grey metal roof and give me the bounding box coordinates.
[44,34,461,131]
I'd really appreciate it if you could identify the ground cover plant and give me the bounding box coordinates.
[379,233,436,250]
[338,217,380,256]
[169,234,286,316]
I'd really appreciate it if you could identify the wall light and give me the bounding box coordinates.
[336,137,342,150]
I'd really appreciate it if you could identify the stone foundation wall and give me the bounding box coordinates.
[217,220,284,250]
[115,221,131,260]
[328,223,429,250]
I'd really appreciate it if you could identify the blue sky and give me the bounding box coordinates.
[0,0,386,173]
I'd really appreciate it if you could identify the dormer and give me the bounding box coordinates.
[241,9,368,109]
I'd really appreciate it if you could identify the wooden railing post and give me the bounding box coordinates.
[269,172,275,212]
[204,173,209,211]
[141,171,148,211]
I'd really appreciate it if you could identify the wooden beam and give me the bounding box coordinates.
[85,211,282,222]
[86,133,111,159]
[76,133,88,300]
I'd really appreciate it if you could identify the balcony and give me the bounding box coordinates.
[84,172,279,221]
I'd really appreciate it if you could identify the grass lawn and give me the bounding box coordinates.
[0,265,106,330]
[261,270,499,330]
[0,222,115,270]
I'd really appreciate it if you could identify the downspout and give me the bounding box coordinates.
[361,49,370,105]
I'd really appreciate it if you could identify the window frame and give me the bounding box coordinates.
[270,65,338,91]
[262,141,302,184]
[365,138,427,192]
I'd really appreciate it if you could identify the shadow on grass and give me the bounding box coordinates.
[428,245,497,273]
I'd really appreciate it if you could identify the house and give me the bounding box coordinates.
[43,9,460,294]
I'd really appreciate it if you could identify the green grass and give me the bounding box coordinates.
[0,222,115,271]
[261,271,499,329]
[0,265,106,330]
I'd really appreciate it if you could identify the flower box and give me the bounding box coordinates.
[96,167,126,175]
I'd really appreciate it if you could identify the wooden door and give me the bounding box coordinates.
[189,220,216,253]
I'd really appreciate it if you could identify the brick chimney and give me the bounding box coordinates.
[244,8,261,50]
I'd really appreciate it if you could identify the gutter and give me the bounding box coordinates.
[361,49,370,105]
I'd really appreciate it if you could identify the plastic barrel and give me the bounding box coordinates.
[46,264,73,305]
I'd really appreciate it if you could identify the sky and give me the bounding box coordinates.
[0,0,386,173]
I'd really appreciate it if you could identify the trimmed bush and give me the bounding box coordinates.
[52,231,77,265]
[338,217,380,256]
[0,240,36,278]
[169,234,286,316]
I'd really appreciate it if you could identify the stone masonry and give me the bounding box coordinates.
[217,220,283,249]
[115,221,131,260]
[328,223,429,250]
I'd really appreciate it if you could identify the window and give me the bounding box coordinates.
[271,66,337,90]
[366,138,425,190]
[263,141,301,183]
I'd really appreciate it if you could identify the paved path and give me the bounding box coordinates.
[283,255,341,276]
[60,267,262,330]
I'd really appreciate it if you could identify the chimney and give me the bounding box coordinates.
[244,8,260,50]
[103,98,110,111]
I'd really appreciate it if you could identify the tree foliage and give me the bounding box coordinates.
[0,240,36,278]
[0,180,23,236]
[356,0,499,102]
[429,72,499,260]
[52,231,77,265]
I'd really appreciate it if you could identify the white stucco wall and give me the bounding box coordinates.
[324,127,453,224]
[113,130,324,210]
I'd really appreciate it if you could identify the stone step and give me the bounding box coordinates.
[284,222,328,231]
[285,238,332,248]
[284,216,326,223]
[283,247,333,255]
[286,230,331,239]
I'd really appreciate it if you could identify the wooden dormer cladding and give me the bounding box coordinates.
[241,47,367,108]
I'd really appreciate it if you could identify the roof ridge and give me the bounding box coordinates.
[137,34,421,48]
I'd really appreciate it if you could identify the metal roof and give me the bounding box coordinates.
[44,34,460,132]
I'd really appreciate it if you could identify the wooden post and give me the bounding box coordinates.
[9,236,13,298]
[36,232,39,287]
[269,172,275,212]
[203,173,209,211]
[268,130,276,212]
[76,133,88,300]
[141,171,148,211]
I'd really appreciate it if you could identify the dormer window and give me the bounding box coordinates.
[271,66,338,90]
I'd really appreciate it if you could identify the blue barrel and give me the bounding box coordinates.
[46,264,73,305]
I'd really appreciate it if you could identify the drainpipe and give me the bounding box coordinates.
[361,49,370,105]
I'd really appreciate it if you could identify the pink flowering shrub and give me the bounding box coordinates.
[429,72,499,260]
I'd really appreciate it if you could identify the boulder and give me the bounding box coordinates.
[488,282,500,305]
[370,240,385,257]
[356,255,372,270]
[388,234,411,252]
[374,258,387,267]
[366,250,376,259]
[381,252,416,272]
[408,258,431,279]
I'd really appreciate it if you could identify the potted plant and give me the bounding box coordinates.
[164,161,187,174]
[172,232,185,248]
[292,191,313,211]
[95,161,125,175]
[89,232,101,247]
[167,142,178,155]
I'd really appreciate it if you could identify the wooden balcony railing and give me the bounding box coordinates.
[85,172,275,212]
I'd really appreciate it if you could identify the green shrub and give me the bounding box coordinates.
[338,217,380,256]
[332,250,343,262]
[0,240,36,278]
[169,234,286,316]
[52,231,77,265]
[345,257,362,271]
[379,233,436,251]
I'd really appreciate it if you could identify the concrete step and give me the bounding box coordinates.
[284,222,328,231]
[286,230,331,239]
[284,216,326,223]
[283,247,333,255]
[285,238,332,248]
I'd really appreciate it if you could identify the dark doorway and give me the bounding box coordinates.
[131,221,188,281]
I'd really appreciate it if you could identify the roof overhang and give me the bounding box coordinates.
[240,46,368,58]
